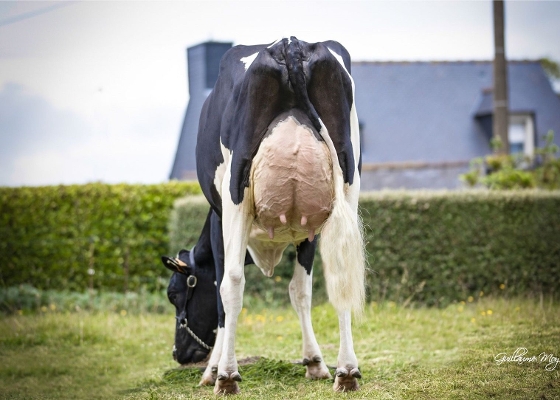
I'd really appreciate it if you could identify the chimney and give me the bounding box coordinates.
[169,41,233,181]
[186,41,233,97]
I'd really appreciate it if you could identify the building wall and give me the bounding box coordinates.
[361,162,470,190]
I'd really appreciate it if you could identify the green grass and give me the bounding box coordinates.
[1,297,559,399]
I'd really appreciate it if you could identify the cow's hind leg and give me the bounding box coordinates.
[333,310,361,391]
[214,192,252,394]
[318,159,364,391]
[290,240,331,380]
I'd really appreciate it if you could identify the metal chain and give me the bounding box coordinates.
[182,323,213,351]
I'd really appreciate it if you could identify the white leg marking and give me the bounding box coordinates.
[214,158,253,394]
[199,327,225,386]
[333,310,361,391]
[289,260,331,380]
[337,311,358,368]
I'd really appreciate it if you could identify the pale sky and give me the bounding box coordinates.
[1,0,559,187]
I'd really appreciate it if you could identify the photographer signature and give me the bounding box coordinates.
[494,347,559,371]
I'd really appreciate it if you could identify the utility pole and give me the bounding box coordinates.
[493,0,509,154]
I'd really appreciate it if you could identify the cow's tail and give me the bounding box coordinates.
[317,119,366,318]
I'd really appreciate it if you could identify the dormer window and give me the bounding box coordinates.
[474,88,536,158]
[508,114,535,157]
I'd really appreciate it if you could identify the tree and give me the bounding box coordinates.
[540,57,560,93]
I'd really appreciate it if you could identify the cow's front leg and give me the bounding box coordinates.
[199,327,223,386]
[200,212,226,386]
[333,310,361,391]
[214,199,252,394]
[214,241,248,394]
[290,240,331,380]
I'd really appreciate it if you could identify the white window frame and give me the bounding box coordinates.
[508,114,535,157]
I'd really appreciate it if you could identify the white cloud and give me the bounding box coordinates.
[0,82,180,186]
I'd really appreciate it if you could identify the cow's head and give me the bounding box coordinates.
[161,248,218,364]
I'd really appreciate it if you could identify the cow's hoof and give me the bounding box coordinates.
[333,367,361,392]
[302,356,332,380]
[213,371,242,394]
[199,365,217,386]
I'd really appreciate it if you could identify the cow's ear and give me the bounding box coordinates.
[177,249,190,263]
[161,255,190,275]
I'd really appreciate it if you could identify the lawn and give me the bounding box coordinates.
[1,296,559,399]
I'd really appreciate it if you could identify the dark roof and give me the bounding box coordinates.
[353,60,560,164]
[473,87,494,117]
[170,42,232,180]
[170,54,560,180]
[169,94,208,180]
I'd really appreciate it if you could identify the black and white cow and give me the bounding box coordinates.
[173,37,365,394]
[161,209,252,365]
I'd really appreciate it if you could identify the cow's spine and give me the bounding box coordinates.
[284,37,322,134]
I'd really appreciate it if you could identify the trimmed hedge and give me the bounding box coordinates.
[0,284,169,315]
[169,191,560,306]
[0,182,201,292]
[360,190,560,305]
[3,185,559,305]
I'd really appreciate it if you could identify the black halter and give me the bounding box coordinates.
[175,247,213,352]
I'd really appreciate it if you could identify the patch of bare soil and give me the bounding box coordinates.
[178,356,263,370]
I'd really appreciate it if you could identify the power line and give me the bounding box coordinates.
[0,2,75,28]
